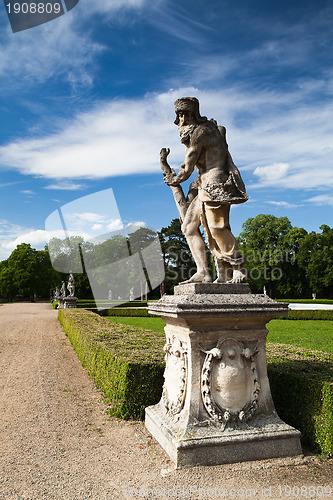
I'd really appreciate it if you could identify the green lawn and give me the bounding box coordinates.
[106,316,333,353]
[267,319,333,353]
[106,316,166,334]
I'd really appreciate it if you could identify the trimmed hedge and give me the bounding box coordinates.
[266,344,333,456]
[76,300,149,309]
[283,310,333,321]
[99,308,333,320]
[97,307,153,318]
[58,308,164,419]
[98,307,333,321]
[58,309,333,456]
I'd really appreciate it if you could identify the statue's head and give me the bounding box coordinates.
[174,97,207,126]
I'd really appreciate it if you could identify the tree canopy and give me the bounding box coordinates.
[238,215,333,298]
[0,215,332,301]
[0,243,60,299]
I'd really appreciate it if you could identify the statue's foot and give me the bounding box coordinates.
[213,277,226,284]
[180,271,212,284]
[226,269,246,284]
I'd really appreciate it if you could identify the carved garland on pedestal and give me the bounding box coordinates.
[162,337,188,420]
[200,338,260,428]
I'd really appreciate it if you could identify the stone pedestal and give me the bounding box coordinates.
[64,296,77,308]
[145,283,302,468]
[58,296,77,309]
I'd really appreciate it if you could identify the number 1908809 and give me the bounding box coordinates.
[6,2,61,14]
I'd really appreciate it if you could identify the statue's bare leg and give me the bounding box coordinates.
[204,203,246,284]
[180,197,211,284]
[214,259,232,283]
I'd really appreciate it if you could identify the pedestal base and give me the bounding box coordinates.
[146,403,301,468]
[58,296,77,309]
[145,283,302,468]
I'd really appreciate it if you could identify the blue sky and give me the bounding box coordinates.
[0,0,332,260]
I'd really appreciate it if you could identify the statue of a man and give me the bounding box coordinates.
[67,272,75,297]
[60,281,66,298]
[160,97,248,284]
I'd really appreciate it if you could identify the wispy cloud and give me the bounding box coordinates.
[1,229,62,251]
[0,0,152,89]
[0,219,41,260]
[0,15,104,88]
[44,182,85,190]
[306,194,333,207]
[20,189,36,195]
[267,200,299,209]
[0,91,182,179]
[126,221,146,233]
[0,85,332,196]
[253,163,290,184]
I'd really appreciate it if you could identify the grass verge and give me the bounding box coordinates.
[106,316,333,353]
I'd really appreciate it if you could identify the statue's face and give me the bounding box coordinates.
[176,110,196,127]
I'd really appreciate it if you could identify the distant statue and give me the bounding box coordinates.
[108,289,112,300]
[60,281,66,298]
[54,287,60,300]
[67,272,75,297]
[263,286,267,296]
[312,292,316,300]
[161,97,248,284]
[129,287,135,301]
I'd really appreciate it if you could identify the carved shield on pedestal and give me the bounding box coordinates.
[201,338,260,427]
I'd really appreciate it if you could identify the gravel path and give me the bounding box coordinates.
[0,303,332,500]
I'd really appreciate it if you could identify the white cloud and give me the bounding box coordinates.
[0,222,75,259]
[2,229,62,250]
[306,194,333,207]
[107,219,124,231]
[0,15,104,87]
[267,200,299,209]
[253,163,290,183]
[0,85,332,193]
[82,0,148,15]
[44,182,85,190]
[0,91,182,179]
[0,0,151,88]
[126,221,147,233]
[20,190,36,195]
[68,212,107,223]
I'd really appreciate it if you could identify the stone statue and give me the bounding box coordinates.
[67,272,75,297]
[160,97,248,284]
[60,281,66,298]
[129,287,135,301]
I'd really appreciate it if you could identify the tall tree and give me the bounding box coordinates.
[0,243,60,299]
[159,219,194,292]
[238,214,306,297]
[298,225,333,298]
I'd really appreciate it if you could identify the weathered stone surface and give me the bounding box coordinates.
[145,289,301,468]
[160,97,248,284]
[174,282,251,295]
[149,290,289,319]
[63,296,77,309]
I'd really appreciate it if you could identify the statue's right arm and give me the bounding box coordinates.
[161,138,201,186]
[170,142,201,185]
